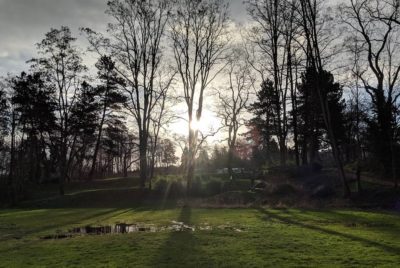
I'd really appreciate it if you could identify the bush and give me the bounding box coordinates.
[189,176,203,197]
[204,179,222,196]
[293,163,323,178]
[211,190,257,205]
[154,174,252,198]
[153,177,185,198]
[270,183,297,197]
[154,178,168,194]
[168,180,185,198]
[311,184,336,199]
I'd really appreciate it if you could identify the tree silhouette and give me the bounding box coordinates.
[88,56,126,180]
[29,26,87,195]
[170,0,229,192]
[84,0,173,188]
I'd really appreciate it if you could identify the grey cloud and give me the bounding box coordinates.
[0,0,247,76]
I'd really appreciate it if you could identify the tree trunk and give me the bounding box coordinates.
[149,153,156,190]
[139,134,148,188]
[59,142,66,196]
[186,128,196,193]
[301,136,308,165]
[8,111,16,186]
[228,145,234,179]
[316,75,350,197]
[279,139,287,167]
[292,103,300,166]
[88,103,107,181]
[356,163,362,194]
[123,150,129,178]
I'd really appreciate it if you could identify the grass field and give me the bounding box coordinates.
[0,177,399,267]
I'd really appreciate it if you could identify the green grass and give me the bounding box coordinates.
[0,177,400,267]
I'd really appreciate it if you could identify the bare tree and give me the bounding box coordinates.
[148,69,176,189]
[246,0,302,166]
[170,0,229,191]
[340,0,400,186]
[30,27,87,195]
[346,37,365,193]
[216,47,253,178]
[84,0,173,188]
[284,0,304,166]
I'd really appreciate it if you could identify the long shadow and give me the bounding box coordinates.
[16,188,148,209]
[0,208,124,254]
[291,208,400,238]
[10,177,146,209]
[5,208,122,237]
[258,208,400,255]
[326,209,400,222]
[15,188,181,210]
[152,206,203,267]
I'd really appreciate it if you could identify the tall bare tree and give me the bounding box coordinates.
[170,0,229,191]
[84,0,173,188]
[30,27,87,195]
[148,69,176,189]
[340,0,400,187]
[246,0,300,166]
[217,47,253,178]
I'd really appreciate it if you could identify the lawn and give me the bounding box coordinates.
[0,177,399,267]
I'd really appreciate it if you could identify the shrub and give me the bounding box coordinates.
[207,190,258,205]
[270,183,297,197]
[204,179,222,196]
[168,180,185,198]
[311,184,336,199]
[153,177,185,198]
[189,176,203,197]
[153,178,168,194]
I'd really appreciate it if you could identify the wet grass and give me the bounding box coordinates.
[0,177,400,267]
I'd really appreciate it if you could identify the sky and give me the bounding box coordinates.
[0,0,248,76]
[0,0,350,154]
[0,0,250,148]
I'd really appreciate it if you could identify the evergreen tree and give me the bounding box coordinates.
[249,80,284,165]
[69,81,99,179]
[88,56,126,180]
[0,82,9,143]
[297,68,346,165]
[162,139,178,169]
[0,82,9,177]
[11,72,56,183]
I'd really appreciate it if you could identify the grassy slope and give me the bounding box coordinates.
[0,178,399,267]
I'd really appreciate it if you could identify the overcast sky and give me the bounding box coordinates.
[0,0,248,76]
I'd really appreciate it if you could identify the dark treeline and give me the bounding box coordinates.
[0,0,400,203]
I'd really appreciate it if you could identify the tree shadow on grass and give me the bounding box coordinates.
[10,177,185,209]
[152,206,205,267]
[0,208,126,255]
[280,208,400,240]
[258,208,400,255]
[16,188,181,210]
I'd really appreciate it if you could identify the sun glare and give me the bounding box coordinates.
[170,108,224,142]
[190,113,219,132]
[190,119,201,131]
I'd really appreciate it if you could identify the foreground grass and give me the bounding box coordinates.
[0,178,399,267]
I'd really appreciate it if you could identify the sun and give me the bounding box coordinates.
[190,111,221,132]
[190,119,202,131]
[169,108,224,143]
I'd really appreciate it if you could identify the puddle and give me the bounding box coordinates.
[40,221,245,240]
